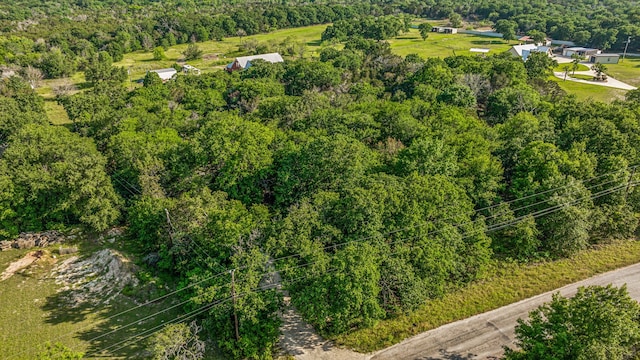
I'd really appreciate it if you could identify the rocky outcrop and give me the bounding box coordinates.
[1,231,66,251]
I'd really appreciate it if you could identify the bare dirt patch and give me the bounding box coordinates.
[0,250,44,281]
[52,249,138,307]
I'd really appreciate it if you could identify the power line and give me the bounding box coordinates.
[85,182,635,358]
[14,168,635,358]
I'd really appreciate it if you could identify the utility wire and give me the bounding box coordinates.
[82,181,635,358]
[14,169,635,359]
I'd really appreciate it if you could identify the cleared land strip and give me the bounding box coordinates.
[370,262,640,360]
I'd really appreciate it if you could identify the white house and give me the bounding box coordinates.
[431,26,458,34]
[226,53,284,72]
[509,44,552,61]
[148,68,177,82]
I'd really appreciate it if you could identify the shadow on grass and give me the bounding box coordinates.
[470,40,504,45]
[42,287,183,358]
[39,244,184,358]
[306,39,322,46]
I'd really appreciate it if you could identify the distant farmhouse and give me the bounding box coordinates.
[431,26,458,34]
[149,68,177,82]
[562,47,600,58]
[226,53,284,72]
[509,44,552,61]
[517,36,552,46]
[589,53,620,64]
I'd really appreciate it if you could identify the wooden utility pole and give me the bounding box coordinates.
[625,167,636,199]
[230,269,240,341]
[622,36,632,63]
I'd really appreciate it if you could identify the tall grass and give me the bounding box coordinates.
[336,240,640,352]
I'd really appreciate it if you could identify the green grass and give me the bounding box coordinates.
[605,56,640,87]
[570,74,595,81]
[114,25,329,81]
[0,244,183,359]
[554,63,590,72]
[550,75,627,103]
[389,29,511,57]
[335,240,640,352]
[44,100,72,125]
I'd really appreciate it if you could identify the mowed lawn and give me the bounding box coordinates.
[389,29,511,57]
[605,56,640,87]
[549,76,628,103]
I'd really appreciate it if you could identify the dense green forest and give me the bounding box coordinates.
[2,25,640,356]
[1,0,640,358]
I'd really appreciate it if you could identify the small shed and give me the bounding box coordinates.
[589,54,620,64]
[431,26,458,34]
[562,47,600,58]
[182,64,201,75]
[226,53,284,72]
[470,48,490,56]
[149,68,177,82]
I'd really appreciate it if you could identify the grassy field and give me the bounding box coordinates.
[389,29,511,58]
[605,56,640,87]
[0,243,183,359]
[553,63,590,72]
[550,75,627,103]
[336,240,640,352]
[114,25,329,81]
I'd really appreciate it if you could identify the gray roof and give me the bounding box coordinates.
[150,68,177,74]
[231,53,284,69]
[591,53,620,57]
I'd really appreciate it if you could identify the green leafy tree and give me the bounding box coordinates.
[0,124,121,235]
[449,13,463,28]
[85,51,127,84]
[524,51,557,79]
[527,30,547,44]
[591,62,607,78]
[283,59,341,95]
[194,113,274,201]
[418,23,433,41]
[570,54,581,75]
[183,43,203,61]
[504,285,640,360]
[495,19,518,42]
[39,48,74,79]
[153,46,165,60]
[151,321,205,360]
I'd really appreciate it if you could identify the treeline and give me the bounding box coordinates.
[2,35,640,357]
[392,0,640,50]
[3,0,640,81]
[0,3,379,79]
[321,15,410,41]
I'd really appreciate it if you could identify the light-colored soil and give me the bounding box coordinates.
[52,248,138,307]
[279,296,368,360]
[0,250,43,281]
